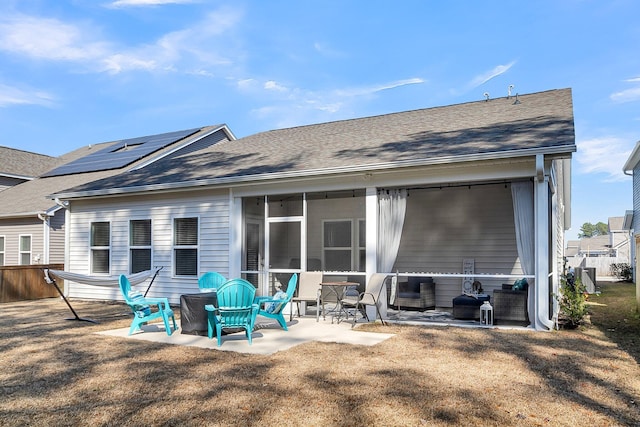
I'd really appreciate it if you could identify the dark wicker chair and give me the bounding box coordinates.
[493,284,529,324]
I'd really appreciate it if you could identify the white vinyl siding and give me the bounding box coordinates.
[0,218,44,266]
[48,211,66,264]
[66,190,230,302]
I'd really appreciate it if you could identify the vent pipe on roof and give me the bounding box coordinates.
[483,92,490,101]
[508,84,514,98]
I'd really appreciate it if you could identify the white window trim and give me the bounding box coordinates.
[18,234,32,266]
[0,234,5,266]
[89,221,111,275]
[172,216,200,278]
[129,219,153,274]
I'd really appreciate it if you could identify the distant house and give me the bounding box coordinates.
[565,216,631,281]
[0,146,56,192]
[0,126,234,266]
[51,88,576,330]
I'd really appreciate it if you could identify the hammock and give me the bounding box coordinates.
[44,268,161,288]
[43,267,163,323]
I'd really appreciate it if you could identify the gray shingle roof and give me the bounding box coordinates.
[0,126,227,217]
[59,88,575,197]
[0,146,57,178]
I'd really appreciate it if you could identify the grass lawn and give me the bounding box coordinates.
[0,281,639,426]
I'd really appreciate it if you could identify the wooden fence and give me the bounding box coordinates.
[0,264,63,303]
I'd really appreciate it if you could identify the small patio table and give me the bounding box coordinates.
[319,281,359,323]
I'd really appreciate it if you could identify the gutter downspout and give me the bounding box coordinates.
[37,213,50,264]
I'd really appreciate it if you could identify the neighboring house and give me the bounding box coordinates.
[0,126,234,267]
[0,146,57,192]
[51,88,576,331]
[622,142,640,308]
[565,216,631,280]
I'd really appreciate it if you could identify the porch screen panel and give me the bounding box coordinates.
[269,222,301,269]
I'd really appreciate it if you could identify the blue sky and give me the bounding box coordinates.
[0,1,638,242]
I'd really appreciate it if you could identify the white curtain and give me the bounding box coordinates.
[377,189,407,304]
[511,181,535,276]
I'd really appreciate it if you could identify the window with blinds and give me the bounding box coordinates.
[0,235,4,266]
[130,219,152,274]
[19,235,32,265]
[90,222,110,274]
[174,217,198,276]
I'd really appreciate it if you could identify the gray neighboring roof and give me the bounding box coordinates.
[578,235,611,252]
[0,126,229,217]
[0,146,57,179]
[608,216,624,231]
[55,88,576,198]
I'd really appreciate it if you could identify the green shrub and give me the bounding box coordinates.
[557,273,588,329]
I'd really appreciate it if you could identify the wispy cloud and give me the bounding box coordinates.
[0,8,242,75]
[334,78,425,97]
[105,0,197,8]
[247,77,426,128]
[0,83,54,107]
[468,61,516,88]
[610,76,640,102]
[0,15,108,62]
[576,137,632,182]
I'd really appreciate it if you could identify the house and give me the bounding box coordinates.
[0,146,57,192]
[622,142,640,308]
[0,126,234,267]
[51,88,576,331]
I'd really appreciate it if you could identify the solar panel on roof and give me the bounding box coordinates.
[42,128,200,177]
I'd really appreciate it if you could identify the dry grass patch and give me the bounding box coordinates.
[1,283,639,426]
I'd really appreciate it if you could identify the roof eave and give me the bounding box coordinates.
[623,140,640,173]
[51,145,576,200]
[0,210,49,219]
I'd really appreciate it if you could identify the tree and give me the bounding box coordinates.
[578,221,609,238]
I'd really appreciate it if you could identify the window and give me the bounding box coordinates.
[323,220,353,271]
[0,235,5,266]
[130,220,152,274]
[19,235,32,265]
[174,217,198,276]
[90,222,110,274]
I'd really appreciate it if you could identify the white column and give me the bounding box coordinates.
[365,187,384,319]
[534,154,554,330]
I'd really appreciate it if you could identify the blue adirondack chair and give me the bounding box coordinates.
[198,271,226,292]
[254,273,298,331]
[205,278,258,346]
[119,275,177,336]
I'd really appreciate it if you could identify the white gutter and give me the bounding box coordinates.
[623,140,640,176]
[52,144,576,200]
[0,172,35,180]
